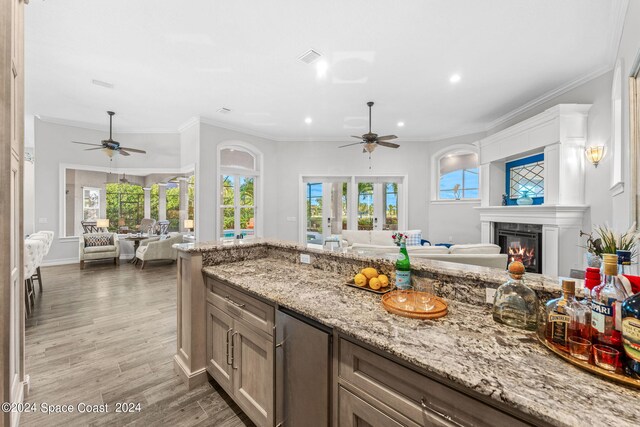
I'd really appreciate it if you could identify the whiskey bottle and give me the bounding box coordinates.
[492,261,539,331]
[545,280,587,351]
[622,291,640,376]
[591,253,629,353]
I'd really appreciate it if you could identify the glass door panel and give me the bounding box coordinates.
[306,183,323,244]
[357,182,374,231]
[220,174,258,239]
[382,182,398,231]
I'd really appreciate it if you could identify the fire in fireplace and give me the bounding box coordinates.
[494,223,543,273]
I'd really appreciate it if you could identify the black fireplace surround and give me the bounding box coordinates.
[494,222,543,273]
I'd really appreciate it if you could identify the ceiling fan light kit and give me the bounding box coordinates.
[338,101,400,159]
[71,111,148,157]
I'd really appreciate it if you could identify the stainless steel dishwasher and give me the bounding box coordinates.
[275,307,332,427]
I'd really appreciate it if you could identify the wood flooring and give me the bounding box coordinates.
[21,259,254,427]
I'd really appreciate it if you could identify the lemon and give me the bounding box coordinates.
[368,277,381,290]
[361,267,378,280]
[378,274,389,287]
[354,273,367,287]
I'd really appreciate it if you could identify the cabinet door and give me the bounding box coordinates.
[338,386,407,427]
[232,320,274,427]
[206,303,234,392]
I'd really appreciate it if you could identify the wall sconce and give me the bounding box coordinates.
[184,219,194,232]
[96,218,110,231]
[585,145,605,168]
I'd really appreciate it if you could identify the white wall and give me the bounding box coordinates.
[275,131,485,245]
[33,119,181,263]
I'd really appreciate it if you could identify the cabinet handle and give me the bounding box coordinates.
[225,328,233,365]
[224,295,246,309]
[231,332,239,370]
[421,397,462,427]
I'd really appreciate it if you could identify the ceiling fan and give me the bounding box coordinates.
[339,102,400,154]
[71,111,147,157]
[104,172,140,186]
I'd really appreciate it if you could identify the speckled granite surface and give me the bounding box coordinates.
[202,256,640,427]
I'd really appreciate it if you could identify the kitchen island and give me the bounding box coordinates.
[174,240,640,427]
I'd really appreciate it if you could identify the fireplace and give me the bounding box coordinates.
[494,223,543,273]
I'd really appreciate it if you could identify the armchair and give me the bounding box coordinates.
[136,233,183,269]
[138,218,156,234]
[79,233,120,269]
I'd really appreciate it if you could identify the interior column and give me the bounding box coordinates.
[143,187,151,219]
[179,177,188,232]
[158,183,167,221]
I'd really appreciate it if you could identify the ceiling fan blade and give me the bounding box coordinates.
[377,141,400,149]
[72,141,102,146]
[119,149,131,156]
[338,142,363,148]
[84,147,103,151]
[377,135,398,141]
[119,146,146,154]
[351,135,364,139]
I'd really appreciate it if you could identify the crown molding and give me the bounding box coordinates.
[35,115,179,134]
[177,116,200,133]
[608,0,629,66]
[484,65,612,132]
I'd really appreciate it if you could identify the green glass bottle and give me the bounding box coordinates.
[395,241,411,290]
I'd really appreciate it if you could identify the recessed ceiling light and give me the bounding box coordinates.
[397,121,405,127]
[305,117,312,124]
[449,74,461,83]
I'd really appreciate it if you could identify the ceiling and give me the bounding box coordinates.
[25,0,626,141]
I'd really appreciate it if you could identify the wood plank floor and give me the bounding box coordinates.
[22,259,254,427]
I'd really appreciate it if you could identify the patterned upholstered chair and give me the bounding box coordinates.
[24,239,44,316]
[154,220,170,235]
[79,233,120,269]
[81,220,99,233]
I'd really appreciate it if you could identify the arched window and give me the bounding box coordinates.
[433,147,479,200]
[218,144,261,240]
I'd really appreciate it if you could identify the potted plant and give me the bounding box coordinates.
[580,223,640,268]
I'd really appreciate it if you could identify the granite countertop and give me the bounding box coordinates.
[203,257,640,427]
[176,239,580,295]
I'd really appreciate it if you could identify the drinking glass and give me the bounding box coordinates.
[593,344,619,371]
[568,336,591,361]
[414,281,435,311]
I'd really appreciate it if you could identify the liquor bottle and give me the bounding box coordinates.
[395,239,411,291]
[492,261,539,331]
[591,253,629,352]
[622,291,640,376]
[617,250,632,275]
[545,280,588,351]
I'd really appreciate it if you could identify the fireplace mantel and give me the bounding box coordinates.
[476,205,590,277]
[475,205,589,226]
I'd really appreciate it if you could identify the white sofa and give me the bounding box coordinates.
[341,230,507,269]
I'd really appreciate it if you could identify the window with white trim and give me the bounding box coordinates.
[82,187,101,221]
[437,152,479,200]
[219,147,259,239]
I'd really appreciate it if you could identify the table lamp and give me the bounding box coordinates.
[96,218,109,231]
[184,219,194,232]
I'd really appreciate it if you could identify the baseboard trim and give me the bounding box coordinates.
[41,257,78,267]
[173,355,207,390]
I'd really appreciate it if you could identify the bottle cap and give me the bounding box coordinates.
[603,253,618,264]
[508,261,525,278]
[562,280,575,294]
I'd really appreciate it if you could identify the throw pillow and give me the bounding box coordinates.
[85,234,111,247]
[403,231,422,246]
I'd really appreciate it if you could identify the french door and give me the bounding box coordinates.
[304,178,350,244]
[302,176,405,244]
[220,175,256,239]
[355,178,401,231]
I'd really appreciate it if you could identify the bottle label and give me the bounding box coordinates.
[395,270,411,290]
[592,301,613,333]
[622,318,640,362]
[549,312,570,345]
[397,252,407,262]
